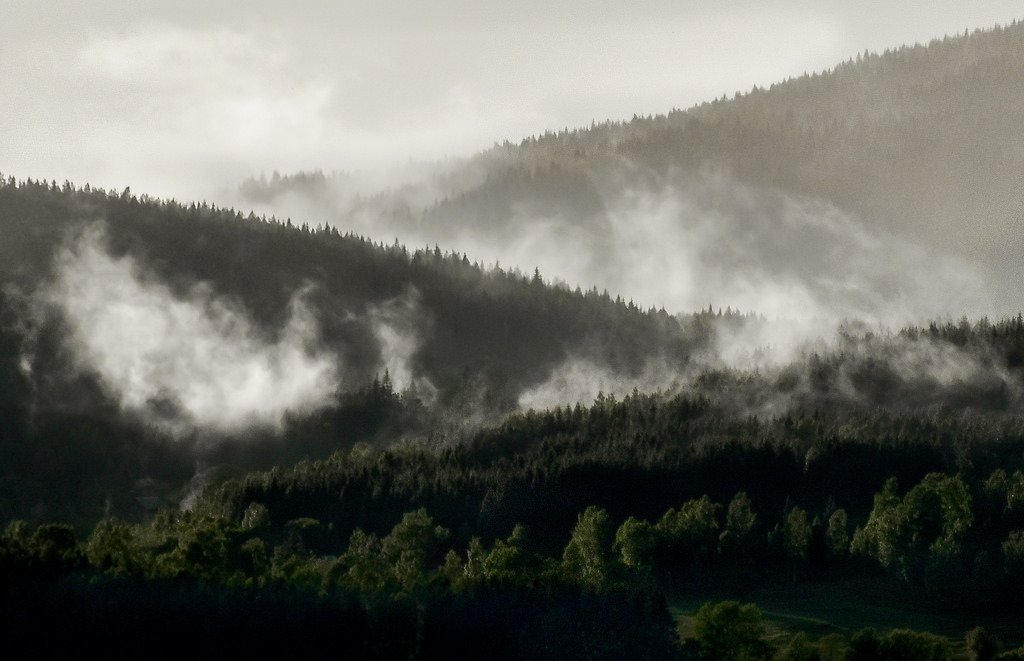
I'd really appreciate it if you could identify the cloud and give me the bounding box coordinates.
[313,163,990,325]
[517,356,685,411]
[4,3,1024,202]
[41,222,339,435]
[62,23,341,196]
[522,317,1022,415]
[76,24,283,89]
[500,165,1004,412]
[368,287,438,405]
[583,168,992,324]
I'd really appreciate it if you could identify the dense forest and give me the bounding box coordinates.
[3,177,1024,528]
[7,394,1024,656]
[2,182,1024,656]
[5,19,1024,660]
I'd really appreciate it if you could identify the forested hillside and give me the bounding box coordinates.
[7,391,1024,657]
[239,21,1024,319]
[0,176,708,525]
[3,176,1024,528]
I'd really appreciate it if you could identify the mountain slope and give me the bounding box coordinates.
[0,177,704,523]
[239,21,1024,319]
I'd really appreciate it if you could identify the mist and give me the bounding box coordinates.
[235,158,1006,414]
[40,223,340,435]
[520,316,1023,415]
[4,3,1023,200]
[239,163,992,325]
[517,356,687,412]
[368,287,438,406]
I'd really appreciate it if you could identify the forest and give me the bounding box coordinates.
[4,19,1024,660]
[3,176,1024,656]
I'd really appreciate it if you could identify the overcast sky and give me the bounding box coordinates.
[1,1,1021,200]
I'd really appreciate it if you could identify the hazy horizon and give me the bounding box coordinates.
[2,2,1022,201]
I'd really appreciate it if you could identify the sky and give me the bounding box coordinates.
[1,1,1022,201]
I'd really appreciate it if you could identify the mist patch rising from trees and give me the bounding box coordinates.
[237,166,993,327]
[368,287,438,406]
[520,316,1024,414]
[40,223,340,435]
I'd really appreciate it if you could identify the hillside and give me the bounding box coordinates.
[4,174,1024,525]
[238,21,1024,320]
[0,176,706,524]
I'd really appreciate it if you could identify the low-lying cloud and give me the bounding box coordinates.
[521,317,1023,414]
[242,164,993,326]
[369,287,438,405]
[41,223,340,435]
[517,356,687,411]
[239,161,1008,414]
[490,167,992,325]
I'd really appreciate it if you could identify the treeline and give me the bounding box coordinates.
[1,507,680,658]
[199,389,1024,557]
[5,466,1024,656]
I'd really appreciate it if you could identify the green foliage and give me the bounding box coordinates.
[0,519,82,577]
[240,502,269,530]
[826,509,849,559]
[459,537,487,586]
[773,632,816,661]
[562,506,619,591]
[1001,530,1024,581]
[692,600,770,660]
[238,537,269,584]
[159,516,231,581]
[719,492,758,562]
[783,507,812,560]
[657,495,721,568]
[332,509,450,596]
[852,474,972,585]
[816,633,848,661]
[614,516,659,572]
[85,518,150,577]
[380,509,450,591]
[849,627,883,660]
[338,528,390,594]
[481,524,534,585]
[850,627,951,661]
[851,478,900,562]
[1,520,83,574]
[966,626,1003,661]
[880,628,952,661]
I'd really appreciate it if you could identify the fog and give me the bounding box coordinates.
[4,4,1023,427]
[518,357,687,412]
[38,219,1016,429]
[506,169,990,323]
[41,224,340,435]
[241,164,992,325]
[235,159,1005,413]
[2,2,1022,200]
[368,287,438,405]
[521,318,1023,414]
